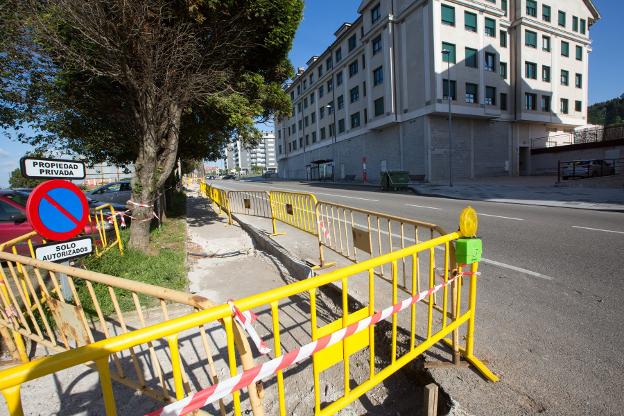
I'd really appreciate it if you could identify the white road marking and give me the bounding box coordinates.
[405,204,441,210]
[478,213,525,221]
[229,182,380,202]
[572,226,624,235]
[479,258,554,281]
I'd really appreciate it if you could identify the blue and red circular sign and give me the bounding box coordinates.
[26,180,89,241]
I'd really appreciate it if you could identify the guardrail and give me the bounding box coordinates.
[557,158,624,182]
[0,251,263,416]
[0,208,496,416]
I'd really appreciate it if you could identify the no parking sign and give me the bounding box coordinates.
[26,180,90,241]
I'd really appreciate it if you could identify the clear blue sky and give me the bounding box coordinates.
[2,0,622,186]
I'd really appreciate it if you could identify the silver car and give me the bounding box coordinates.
[88,181,132,205]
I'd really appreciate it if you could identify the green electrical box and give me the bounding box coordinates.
[455,238,482,264]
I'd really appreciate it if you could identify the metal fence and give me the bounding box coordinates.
[0,210,496,415]
[0,252,263,416]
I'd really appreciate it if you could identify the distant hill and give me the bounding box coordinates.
[588,95,624,126]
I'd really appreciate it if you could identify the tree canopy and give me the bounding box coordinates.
[588,94,624,127]
[1,0,302,250]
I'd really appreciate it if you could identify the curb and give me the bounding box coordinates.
[232,213,313,280]
[409,186,624,213]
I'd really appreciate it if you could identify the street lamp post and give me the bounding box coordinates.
[442,49,453,187]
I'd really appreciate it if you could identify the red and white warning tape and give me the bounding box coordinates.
[318,220,330,240]
[146,270,475,416]
[228,301,271,355]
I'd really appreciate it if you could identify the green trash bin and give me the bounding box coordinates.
[381,171,410,191]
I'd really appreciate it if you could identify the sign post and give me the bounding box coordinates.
[26,180,91,301]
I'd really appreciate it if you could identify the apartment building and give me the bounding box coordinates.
[275,0,600,181]
[225,132,278,174]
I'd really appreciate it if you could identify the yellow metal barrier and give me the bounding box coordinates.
[88,203,124,257]
[0,252,263,416]
[0,209,496,415]
[269,190,318,236]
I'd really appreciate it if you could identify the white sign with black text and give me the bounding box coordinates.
[34,237,93,263]
[20,157,86,180]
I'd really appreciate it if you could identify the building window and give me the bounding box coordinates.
[525,30,537,48]
[558,10,566,27]
[465,12,477,32]
[326,57,333,71]
[442,42,456,63]
[320,107,325,119]
[338,118,345,133]
[279,145,282,154]
[305,135,308,145]
[526,0,537,17]
[372,35,382,55]
[441,4,455,26]
[465,47,478,68]
[485,18,496,37]
[502,0,508,16]
[576,45,583,61]
[542,65,551,82]
[575,73,583,88]
[310,92,315,104]
[351,112,360,128]
[350,86,359,103]
[319,85,324,98]
[336,47,342,62]
[327,100,334,113]
[297,85,301,95]
[362,54,366,69]
[320,127,326,140]
[573,16,579,32]
[500,62,508,79]
[336,71,343,86]
[500,93,508,111]
[525,93,537,111]
[561,41,569,57]
[543,5,551,22]
[337,95,344,109]
[348,35,357,52]
[310,73,314,84]
[297,102,302,113]
[303,80,307,90]
[542,36,551,52]
[374,97,385,116]
[485,86,496,105]
[443,79,457,100]
[318,66,323,78]
[561,70,569,86]
[373,66,384,86]
[329,124,335,137]
[575,100,582,112]
[465,83,478,104]
[327,79,333,92]
[500,31,507,47]
[541,96,551,112]
[580,19,587,34]
[290,91,294,101]
[526,61,537,79]
[371,3,381,24]
[312,131,317,143]
[485,52,496,72]
[349,60,359,77]
[304,116,309,127]
[303,97,308,109]
[311,112,316,123]
[561,98,569,114]
[363,81,367,97]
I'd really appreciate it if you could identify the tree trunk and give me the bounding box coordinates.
[128,102,182,253]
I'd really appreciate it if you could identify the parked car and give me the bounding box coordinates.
[562,160,615,179]
[221,174,236,180]
[0,190,103,256]
[88,180,132,205]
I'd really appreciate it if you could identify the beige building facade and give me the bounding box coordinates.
[275,0,600,181]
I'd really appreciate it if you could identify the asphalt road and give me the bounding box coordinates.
[211,179,624,415]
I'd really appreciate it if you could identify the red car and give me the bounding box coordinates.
[0,190,102,256]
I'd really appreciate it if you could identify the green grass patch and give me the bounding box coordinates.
[79,217,187,316]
